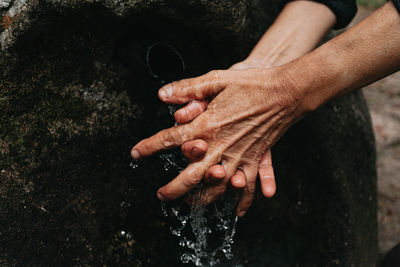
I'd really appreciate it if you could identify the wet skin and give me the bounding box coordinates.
[133,0,337,216]
[132,1,400,216]
[134,67,307,216]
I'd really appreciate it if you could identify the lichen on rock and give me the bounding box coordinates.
[0,0,12,9]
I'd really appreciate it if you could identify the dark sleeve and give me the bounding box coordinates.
[393,0,400,14]
[279,0,357,30]
[314,0,357,29]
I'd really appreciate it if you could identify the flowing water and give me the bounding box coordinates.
[158,155,239,266]
[128,105,239,266]
[127,42,239,266]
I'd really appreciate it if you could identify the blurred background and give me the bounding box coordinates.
[353,0,400,257]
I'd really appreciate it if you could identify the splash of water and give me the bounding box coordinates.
[129,102,239,266]
[158,150,239,266]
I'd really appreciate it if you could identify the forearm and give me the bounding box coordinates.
[245,0,336,67]
[289,1,400,112]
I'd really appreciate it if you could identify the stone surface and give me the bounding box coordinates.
[0,0,12,9]
[0,1,377,266]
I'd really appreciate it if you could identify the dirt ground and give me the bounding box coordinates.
[365,70,400,255]
[348,6,400,255]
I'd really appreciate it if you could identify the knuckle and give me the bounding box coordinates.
[246,183,256,194]
[193,118,216,139]
[160,128,181,148]
[259,161,272,168]
[199,102,208,112]
[158,133,172,149]
[193,167,204,179]
[184,168,203,187]
[186,175,202,187]
[193,101,206,113]
[205,70,221,86]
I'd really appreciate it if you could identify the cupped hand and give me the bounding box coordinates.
[131,67,307,216]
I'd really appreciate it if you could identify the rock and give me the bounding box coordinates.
[0,0,377,266]
[0,0,12,9]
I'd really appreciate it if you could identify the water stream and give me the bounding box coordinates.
[128,42,239,266]
[130,157,239,266]
[129,105,239,266]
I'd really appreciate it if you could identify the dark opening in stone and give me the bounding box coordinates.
[147,42,185,83]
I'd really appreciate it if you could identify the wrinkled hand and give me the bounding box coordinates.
[131,67,306,216]
[177,60,277,205]
[181,138,276,200]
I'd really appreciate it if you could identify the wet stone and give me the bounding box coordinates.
[0,0,377,266]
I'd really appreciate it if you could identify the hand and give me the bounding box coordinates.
[181,138,276,198]
[168,0,400,218]
[177,60,277,204]
[132,0,336,216]
[131,66,308,216]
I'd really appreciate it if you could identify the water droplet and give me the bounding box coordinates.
[168,105,178,115]
[157,105,239,265]
[129,161,138,170]
[126,232,133,240]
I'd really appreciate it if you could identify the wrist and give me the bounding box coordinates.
[279,46,343,114]
[245,0,336,69]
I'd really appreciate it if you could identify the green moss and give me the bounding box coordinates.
[357,0,385,8]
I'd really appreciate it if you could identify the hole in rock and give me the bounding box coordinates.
[147,42,185,83]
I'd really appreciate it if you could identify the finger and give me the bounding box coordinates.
[236,166,257,217]
[157,159,211,201]
[204,165,226,184]
[131,123,195,159]
[231,169,246,189]
[174,100,208,124]
[181,139,208,161]
[200,160,239,205]
[158,70,228,104]
[258,150,276,198]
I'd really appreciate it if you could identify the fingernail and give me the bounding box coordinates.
[131,149,141,159]
[157,191,167,201]
[191,147,203,157]
[159,89,167,99]
[159,85,172,99]
[237,210,246,217]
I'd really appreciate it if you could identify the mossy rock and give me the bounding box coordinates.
[0,1,377,266]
